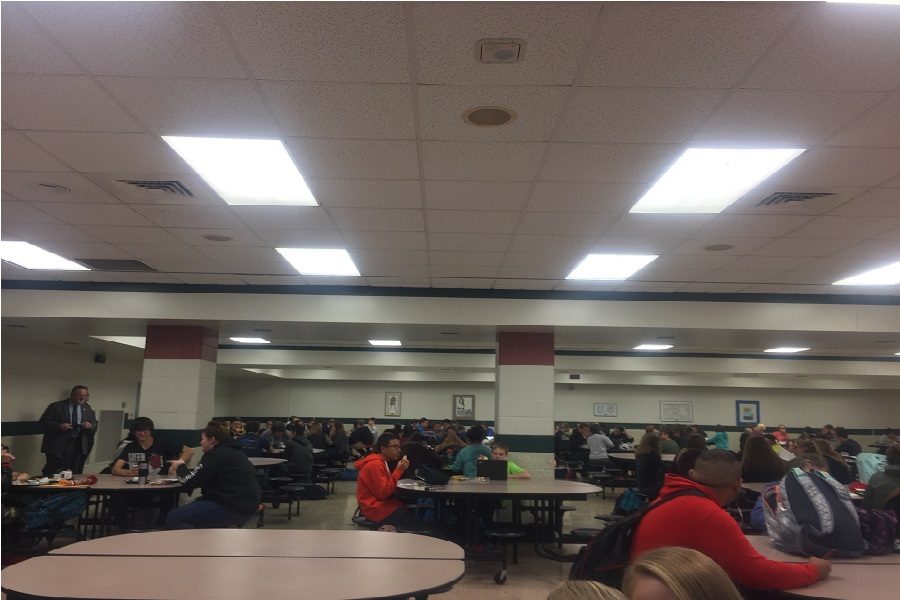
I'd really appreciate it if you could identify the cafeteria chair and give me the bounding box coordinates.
[351,506,378,530]
[485,527,525,584]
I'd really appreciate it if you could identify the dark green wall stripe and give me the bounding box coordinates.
[4,279,899,306]
[494,434,554,453]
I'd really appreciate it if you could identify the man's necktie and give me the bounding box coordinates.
[71,404,80,438]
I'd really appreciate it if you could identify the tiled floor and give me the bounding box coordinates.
[263,479,617,599]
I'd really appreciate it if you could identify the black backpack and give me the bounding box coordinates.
[416,465,450,486]
[570,488,706,587]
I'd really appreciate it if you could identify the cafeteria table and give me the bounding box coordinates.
[248,456,286,467]
[2,530,465,600]
[396,478,599,558]
[746,535,900,600]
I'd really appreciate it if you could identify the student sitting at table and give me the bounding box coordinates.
[110,417,193,478]
[623,546,744,600]
[237,421,266,457]
[489,441,530,479]
[356,433,431,532]
[634,433,667,500]
[400,432,443,478]
[451,427,492,478]
[278,423,314,482]
[834,427,862,457]
[741,435,787,484]
[864,446,900,511]
[166,421,262,529]
[812,439,853,485]
[631,450,830,593]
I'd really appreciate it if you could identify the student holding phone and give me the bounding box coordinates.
[355,432,430,532]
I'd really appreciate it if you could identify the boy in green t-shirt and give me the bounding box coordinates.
[490,441,531,479]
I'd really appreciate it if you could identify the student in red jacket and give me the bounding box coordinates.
[631,449,830,592]
[355,432,429,532]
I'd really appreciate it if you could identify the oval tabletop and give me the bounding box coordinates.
[51,529,464,560]
[397,478,599,498]
[248,457,287,467]
[1,556,465,600]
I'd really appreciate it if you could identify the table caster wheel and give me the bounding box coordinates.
[493,571,507,585]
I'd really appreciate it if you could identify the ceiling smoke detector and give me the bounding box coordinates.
[477,38,525,63]
[463,106,516,127]
[703,244,734,252]
[203,234,233,242]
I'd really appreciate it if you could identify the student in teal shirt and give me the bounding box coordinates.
[711,425,730,450]
[451,427,491,477]
[490,441,531,479]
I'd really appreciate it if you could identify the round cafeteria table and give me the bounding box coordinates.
[746,536,900,599]
[2,530,465,600]
[248,456,286,467]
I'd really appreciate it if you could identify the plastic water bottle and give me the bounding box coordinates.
[138,462,149,485]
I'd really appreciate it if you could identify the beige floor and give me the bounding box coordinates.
[264,479,617,599]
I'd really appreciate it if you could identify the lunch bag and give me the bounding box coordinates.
[856,507,897,555]
[570,489,705,587]
[763,467,865,558]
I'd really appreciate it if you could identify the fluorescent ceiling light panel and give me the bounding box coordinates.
[0,241,88,270]
[369,340,402,346]
[230,337,271,344]
[764,347,809,353]
[89,336,146,349]
[634,344,673,351]
[566,254,658,280]
[162,136,316,206]
[832,260,900,286]
[276,248,360,276]
[826,1,900,5]
[630,148,805,213]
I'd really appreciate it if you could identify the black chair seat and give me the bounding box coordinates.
[487,528,526,540]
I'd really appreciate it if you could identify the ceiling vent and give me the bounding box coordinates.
[115,179,194,197]
[477,38,525,63]
[75,259,157,272]
[756,191,834,207]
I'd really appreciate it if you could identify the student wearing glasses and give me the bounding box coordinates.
[356,432,430,532]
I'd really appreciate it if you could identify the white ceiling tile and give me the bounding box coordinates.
[418,85,568,141]
[424,181,531,211]
[163,227,266,246]
[426,210,518,234]
[788,216,900,239]
[414,2,600,86]
[366,276,431,287]
[238,275,307,286]
[603,214,714,238]
[358,264,431,279]
[589,237,687,255]
[516,212,617,236]
[670,238,775,255]
[422,141,545,181]
[2,171,121,204]
[430,265,498,278]
[830,188,900,217]
[80,172,222,206]
[647,254,737,271]
[44,271,121,283]
[706,268,787,284]
[496,265,567,279]
[557,88,726,144]
[492,278,559,290]
[341,231,427,250]
[726,187,867,217]
[752,238,860,258]
[527,182,643,213]
[613,281,685,293]
[767,148,900,188]
[826,93,900,148]
[507,235,597,255]
[261,81,414,139]
[1,4,83,74]
[302,276,365,287]
[143,258,229,274]
[250,229,349,248]
[109,272,184,284]
[230,206,335,231]
[25,2,246,78]
[555,280,620,292]
[286,138,419,180]
[2,131,70,171]
[99,76,280,137]
[693,90,884,145]
[581,2,799,87]
[697,214,815,238]
[877,227,900,241]
[310,179,421,209]
[631,266,710,283]
[130,205,244,229]
[217,259,298,277]
[501,252,574,269]
[353,249,429,266]
[743,4,900,91]
[32,203,153,227]
[430,251,504,267]
[840,239,900,260]
[428,233,511,252]
[218,2,408,82]
[1,222,100,243]
[329,208,424,232]
[194,245,279,263]
[2,75,143,132]
[541,143,680,183]
[80,226,184,246]
[174,274,245,285]
[430,277,494,289]
[726,255,815,271]
[38,241,134,261]
[22,132,189,173]
[0,201,60,224]
[115,243,208,261]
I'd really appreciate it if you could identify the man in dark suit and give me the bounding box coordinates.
[39,385,97,476]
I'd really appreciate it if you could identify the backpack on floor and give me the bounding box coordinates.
[856,507,897,555]
[25,491,88,530]
[570,489,705,587]
[764,467,865,558]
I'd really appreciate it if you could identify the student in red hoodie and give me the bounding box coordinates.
[355,432,429,532]
[631,449,830,593]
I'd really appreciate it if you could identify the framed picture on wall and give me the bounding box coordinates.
[452,394,475,419]
[735,400,760,428]
[660,401,693,423]
[384,392,401,417]
[593,403,618,417]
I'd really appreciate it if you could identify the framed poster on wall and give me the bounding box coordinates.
[452,394,474,419]
[660,401,693,423]
[593,403,618,417]
[735,400,760,428]
[384,392,401,417]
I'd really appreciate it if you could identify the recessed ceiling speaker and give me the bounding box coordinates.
[477,38,525,63]
[463,106,516,127]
